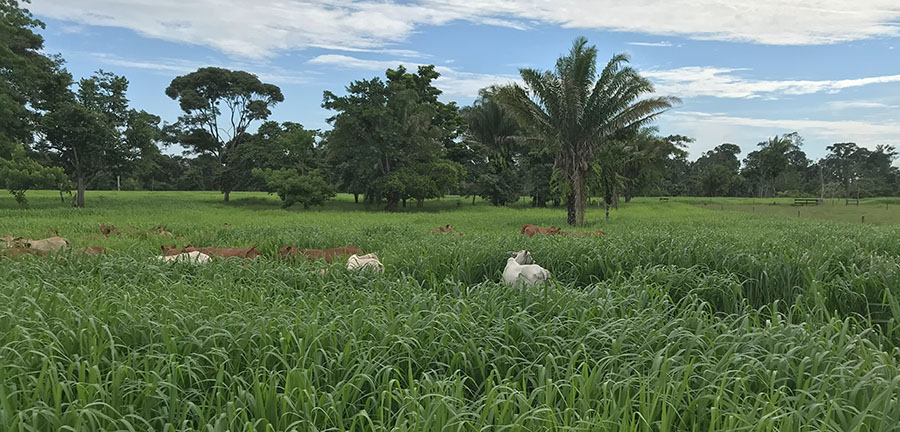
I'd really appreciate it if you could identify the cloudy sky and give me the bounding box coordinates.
[30,0,900,161]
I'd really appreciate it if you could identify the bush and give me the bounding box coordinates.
[253,168,334,209]
[0,144,68,207]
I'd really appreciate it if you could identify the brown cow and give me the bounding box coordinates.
[161,245,182,256]
[180,243,261,259]
[154,226,175,237]
[520,224,562,237]
[279,245,363,263]
[76,246,107,255]
[431,224,464,236]
[99,223,120,236]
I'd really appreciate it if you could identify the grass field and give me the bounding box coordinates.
[674,196,900,225]
[2,191,900,431]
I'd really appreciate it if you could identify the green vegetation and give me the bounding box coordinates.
[2,192,900,430]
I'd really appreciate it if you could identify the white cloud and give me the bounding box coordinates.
[666,111,900,156]
[90,53,312,85]
[644,66,900,99]
[307,54,520,99]
[627,41,673,47]
[30,1,900,58]
[827,100,899,110]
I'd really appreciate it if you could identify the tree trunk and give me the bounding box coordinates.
[417,198,424,208]
[75,174,85,208]
[573,169,586,227]
[624,179,633,203]
[566,192,576,226]
[385,195,399,211]
[402,198,407,208]
[472,195,476,205]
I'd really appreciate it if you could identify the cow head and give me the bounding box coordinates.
[278,245,297,258]
[507,250,533,265]
[246,243,261,258]
[161,245,181,256]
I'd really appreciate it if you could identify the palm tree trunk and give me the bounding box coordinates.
[566,192,576,226]
[574,169,586,227]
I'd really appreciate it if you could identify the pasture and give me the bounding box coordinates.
[2,191,900,431]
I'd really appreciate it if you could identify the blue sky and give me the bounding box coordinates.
[29,0,900,162]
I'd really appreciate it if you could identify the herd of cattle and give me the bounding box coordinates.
[2,223,605,284]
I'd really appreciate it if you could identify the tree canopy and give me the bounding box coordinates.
[165,67,284,201]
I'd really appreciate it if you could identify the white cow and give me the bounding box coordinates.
[7,236,70,252]
[502,250,551,285]
[157,251,211,264]
[347,253,384,273]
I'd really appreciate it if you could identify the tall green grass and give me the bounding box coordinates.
[1,191,900,430]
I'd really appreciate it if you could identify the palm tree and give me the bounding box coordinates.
[463,88,520,171]
[500,37,678,226]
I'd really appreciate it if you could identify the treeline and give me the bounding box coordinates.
[2,1,898,224]
[653,134,900,199]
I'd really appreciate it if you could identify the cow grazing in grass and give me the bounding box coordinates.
[279,245,363,263]
[158,251,211,264]
[431,224,464,236]
[520,224,562,237]
[502,250,551,285]
[99,223,119,236]
[347,253,384,273]
[14,236,70,253]
[161,245,182,256]
[76,246,107,255]
[3,247,49,257]
[180,244,261,259]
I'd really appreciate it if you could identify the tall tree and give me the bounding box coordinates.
[0,0,72,204]
[1,0,71,147]
[500,37,677,226]
[40,71,157,207]
[742,132,807,197]
[165,67,284,202]
[225,121,320,192]
[822,142,863,196]
[692,143,742,197]
[323,65,462,210]
[617,128,690,202]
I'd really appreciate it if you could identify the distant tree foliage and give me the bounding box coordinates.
[0,143,67,206]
